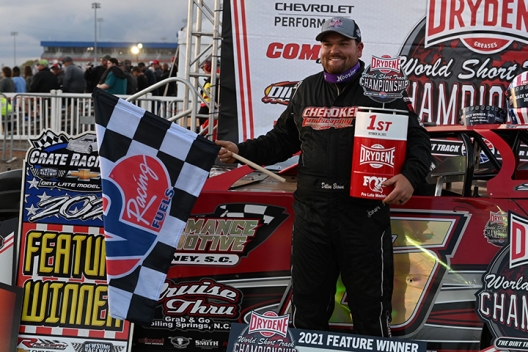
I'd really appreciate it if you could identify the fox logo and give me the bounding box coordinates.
[363,175,387,193]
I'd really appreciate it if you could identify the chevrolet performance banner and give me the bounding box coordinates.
[223,0,528,142]
[93,89,219,325]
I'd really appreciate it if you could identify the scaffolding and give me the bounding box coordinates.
[181,0,222,138]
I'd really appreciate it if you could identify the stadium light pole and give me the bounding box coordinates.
[98,18,104,40]
[10,32,18,67]
[92,2,101,66]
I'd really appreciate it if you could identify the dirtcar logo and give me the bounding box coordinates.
[302,106,356,130]
[248,311,289,338]
[262,81,298,105]
[359,144,395,168]
[371,55,401,74]
[425,0,528,54]
[363,176,387,193]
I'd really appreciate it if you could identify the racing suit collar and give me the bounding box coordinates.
[323,62,361,84]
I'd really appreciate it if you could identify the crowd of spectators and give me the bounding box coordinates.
[0,55,178,96]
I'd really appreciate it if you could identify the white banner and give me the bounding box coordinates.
[230,0,528,141]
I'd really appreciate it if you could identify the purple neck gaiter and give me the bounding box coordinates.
[324,62,361,84]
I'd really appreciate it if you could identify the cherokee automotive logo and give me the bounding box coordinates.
[425,0,528,54]
[476,212,528,351]
[103,154,174,277]
[363,175,387,193]
[359,144,395,168]
[302,106,356,130]
[248,311,289,338]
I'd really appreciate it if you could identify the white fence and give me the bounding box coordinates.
[1,79,215,160]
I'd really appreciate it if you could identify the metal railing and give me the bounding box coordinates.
[0,77,211,160]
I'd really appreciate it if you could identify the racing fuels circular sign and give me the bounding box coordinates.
[360,55,410,104]
[476,211,528,351]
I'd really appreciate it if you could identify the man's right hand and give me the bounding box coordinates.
[215,140,239,163]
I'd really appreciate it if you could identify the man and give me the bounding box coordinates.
[62,57,86,93]
[138,62,158,95]
[51,63,65,87]
[96,58,127,95]
[12,66,26,93]
[216,17,431,337]
[84,54,110,92]
[29,59,59,93]
[132,66,148,92]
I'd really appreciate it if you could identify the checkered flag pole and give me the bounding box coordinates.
[92,89,219,325]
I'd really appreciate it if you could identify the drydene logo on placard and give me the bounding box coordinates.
[359,144,396,168]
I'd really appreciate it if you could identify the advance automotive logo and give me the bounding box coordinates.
[476,211,528,351]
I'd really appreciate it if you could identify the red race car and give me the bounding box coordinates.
[132,122,528,352]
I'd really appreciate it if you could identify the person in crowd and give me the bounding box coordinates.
[216,17,431,337]
[151,60,163,82]
[62,57,86,93]
[132,66,148,92]
[51,63,65,88]
[123,59,132,74]
[29,60,59,93]
[24,65,34,89]
[138,62,158,95]
[84,54,110,92]
[159,62,176,96]
[197,59,213,126]
[121,60,137,95]
[0,66,16,93]
[12,66,27,93]
[96,58,127,95]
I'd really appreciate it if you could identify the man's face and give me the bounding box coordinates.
[319,32,363,74]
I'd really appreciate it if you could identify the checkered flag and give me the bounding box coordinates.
[93,89,219,325]
[30,130,69,149]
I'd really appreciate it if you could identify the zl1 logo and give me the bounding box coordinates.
[363,175,387,193]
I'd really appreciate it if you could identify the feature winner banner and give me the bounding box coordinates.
[224,0,528,142]
[227,312,427,352]
[16,130,132,352]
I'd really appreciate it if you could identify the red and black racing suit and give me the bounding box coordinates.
[236,60,431,337]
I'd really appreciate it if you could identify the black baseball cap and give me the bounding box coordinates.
[316,17,362,42]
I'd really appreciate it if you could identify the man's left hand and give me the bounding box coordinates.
[382,174,414,205]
